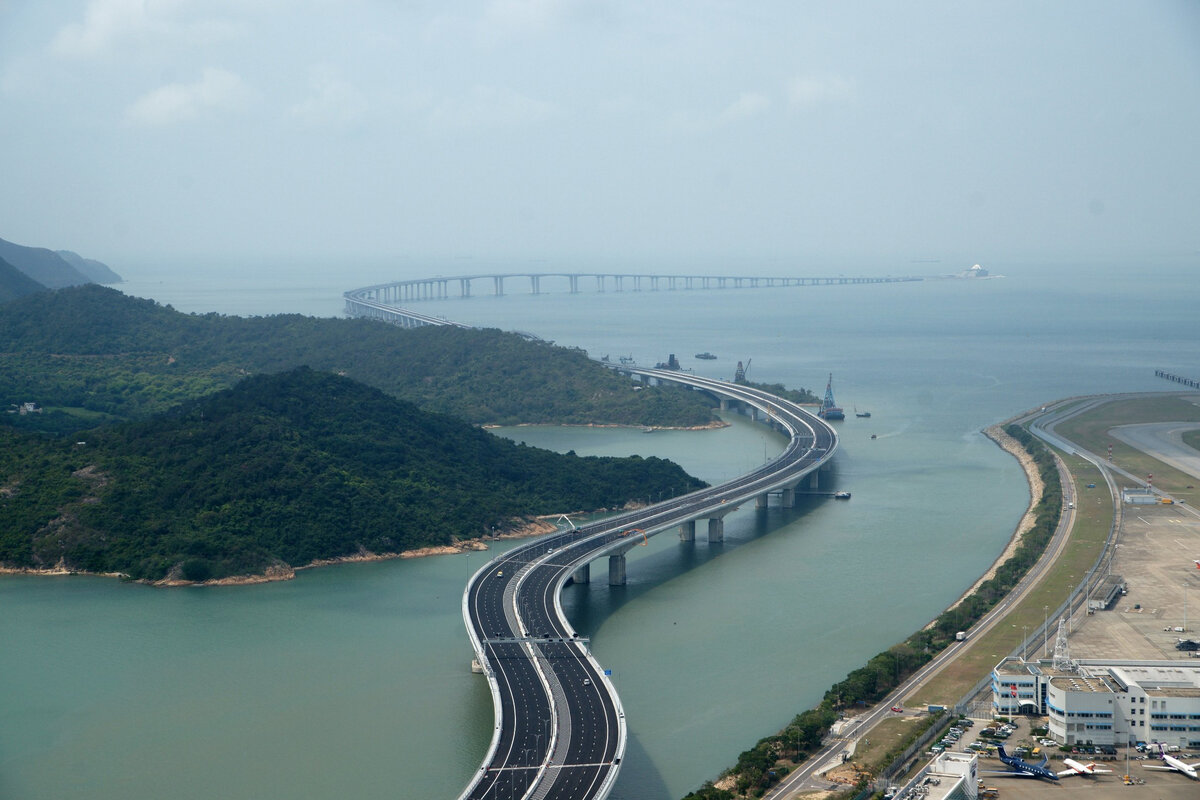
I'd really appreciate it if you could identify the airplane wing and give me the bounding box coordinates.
[1141,765,1177,771]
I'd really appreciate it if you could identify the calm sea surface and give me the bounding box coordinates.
[3,258,1197,799]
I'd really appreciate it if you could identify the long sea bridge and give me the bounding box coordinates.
[345,270,921,325]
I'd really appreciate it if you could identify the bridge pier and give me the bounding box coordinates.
[781,487,795,508]
[608,554,626,586]
[678,520,695,542]
[493,276,504,296]
[808,470,820,490]
[459,278,471,298]
[572,562,590,584]
[720,397,729,411]
[755,493,768,510]
[707,517,724,543]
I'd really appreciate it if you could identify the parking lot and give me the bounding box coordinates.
[944,714,1199,799]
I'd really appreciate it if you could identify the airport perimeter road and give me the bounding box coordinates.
[768,418,1083,798]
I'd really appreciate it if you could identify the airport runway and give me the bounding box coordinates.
[1109,422,1200,482]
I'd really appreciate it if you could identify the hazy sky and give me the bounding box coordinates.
[1,1,1197,271]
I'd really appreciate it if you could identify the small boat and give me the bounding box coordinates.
[854,406,871,418]
[870,434,877,440]
[834,491,851,499]
[695,352,717,360]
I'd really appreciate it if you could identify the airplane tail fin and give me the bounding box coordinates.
[997,745,1008,760]
[1038,755,1049,768]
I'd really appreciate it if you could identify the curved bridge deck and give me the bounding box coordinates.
[459,370,837,800]
[344,277,842,800]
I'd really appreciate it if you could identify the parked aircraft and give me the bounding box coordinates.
[1058,758,1113,777]
[988,746,1059,781]
[1142,744,1199,780]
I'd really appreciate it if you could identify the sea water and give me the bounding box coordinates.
[2,258,1197,799]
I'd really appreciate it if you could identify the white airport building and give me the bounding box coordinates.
[893,751,978,800]
[991,657,1200,749]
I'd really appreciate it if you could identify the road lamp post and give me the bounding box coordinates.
[1043,605,1049,657]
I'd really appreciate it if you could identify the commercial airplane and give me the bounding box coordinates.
[1142,744,1199,780]
[1057,758,1113,777]
[1193,559,1199,569]
[989,746,1059,781]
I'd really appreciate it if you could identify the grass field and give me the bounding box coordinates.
[1056,394,1200,499]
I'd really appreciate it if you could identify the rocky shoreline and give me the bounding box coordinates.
[0,516,571,587]
[942,421,1044,615]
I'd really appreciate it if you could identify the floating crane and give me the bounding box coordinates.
[819,373,845,420]
[734,358,751,383]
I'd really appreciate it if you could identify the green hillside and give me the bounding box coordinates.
[0,284,718,433]
[0,368,703,582]
[0,236,92,288]
[0,256,45,303]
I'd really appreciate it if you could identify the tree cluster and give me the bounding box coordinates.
[0,368,703,582]
[0,285,718,433]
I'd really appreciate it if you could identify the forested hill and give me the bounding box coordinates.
[0,368,704,583]
[0,236,115,288]
[0,284,717,432]
[0,257,45,302]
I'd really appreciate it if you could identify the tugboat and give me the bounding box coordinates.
[819,373,845,420]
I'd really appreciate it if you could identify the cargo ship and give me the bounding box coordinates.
[819,373,845,420]
[695,352,717,360]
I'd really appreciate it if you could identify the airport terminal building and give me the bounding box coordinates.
[991,657,1200,749]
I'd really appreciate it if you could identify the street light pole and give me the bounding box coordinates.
[1043,605,1049,657]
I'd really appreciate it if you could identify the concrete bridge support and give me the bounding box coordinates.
[572,563,590,584]
[708,517,724,543]
[678,520,696,542]
[807,470,820,490]
[755,493,769,510]
[608,554,626,586]
[781,487,795,508]
[719,398,729,411]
